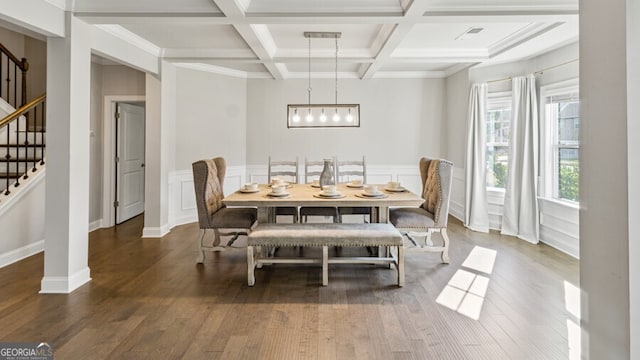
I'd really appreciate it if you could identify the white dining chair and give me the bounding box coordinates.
[336,156,370,222]
[268,156,299,223]
[299,157,339,223]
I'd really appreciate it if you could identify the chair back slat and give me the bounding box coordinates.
[268,156,299,183]
[336,156,366,184]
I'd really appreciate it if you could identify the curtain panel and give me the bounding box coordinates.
[464,83,490,233]
[501,75,540,243]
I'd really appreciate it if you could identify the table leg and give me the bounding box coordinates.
[257,207,269,223]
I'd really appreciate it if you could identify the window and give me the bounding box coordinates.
[541,81,579,202]
[486,93,511,188]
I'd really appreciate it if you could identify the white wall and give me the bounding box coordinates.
[246,78,445,166]
[0,170,45,268]
[174,66,248,170]
[580,0,630,357]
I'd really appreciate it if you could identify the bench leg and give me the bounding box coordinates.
[322,246,328,286]
[247,246,255,286]
[397,245,404,287]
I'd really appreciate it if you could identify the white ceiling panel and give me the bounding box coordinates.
[67,0,579,79]
[395,23,531,51]
[268,24,383,54]
[378,62,452,72]
[121,24,248,50]
[285,62,361,73]
[247,0,403,14]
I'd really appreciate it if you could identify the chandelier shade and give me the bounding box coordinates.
[287,31,360,129]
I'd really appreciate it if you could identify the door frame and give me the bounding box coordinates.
[102,95,145,228]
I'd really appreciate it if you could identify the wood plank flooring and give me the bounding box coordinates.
[0,215,579,359]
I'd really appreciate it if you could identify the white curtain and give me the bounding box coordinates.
[501,75,539,243]
[464,83,490,233]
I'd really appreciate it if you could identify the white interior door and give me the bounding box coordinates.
[116,102,145,224]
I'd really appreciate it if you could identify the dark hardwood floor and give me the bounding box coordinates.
[0,215,579,359]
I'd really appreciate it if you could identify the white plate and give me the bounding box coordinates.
[319,191,342,197]
[313,193,345,199]
[384,187,406,192]
[346,183,364,188]
[355,193,387,199]
[360,191,384,197]
[239,188,260,193]
[267,192,290,197]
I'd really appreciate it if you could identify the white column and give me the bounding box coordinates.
[627,1,640,358]
[142,61,176,237]
[580,0,633,357]
[41,14,92,293]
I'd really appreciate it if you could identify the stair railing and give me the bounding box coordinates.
[0,94,46,197]
[0,42,29,109]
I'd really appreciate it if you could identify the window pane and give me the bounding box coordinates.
[486,106,511,188]
[558,101,579,144]
[486,145,509,188]
[558,147,579,201]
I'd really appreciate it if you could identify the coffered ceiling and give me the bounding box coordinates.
[73,0,579,79]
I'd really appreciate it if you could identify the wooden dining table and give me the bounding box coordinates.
[223,183,424,224]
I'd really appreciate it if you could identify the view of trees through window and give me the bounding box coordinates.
[486,104,511,188]
[554,100,580,202]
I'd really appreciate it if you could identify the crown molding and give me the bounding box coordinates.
[373,71,446,79]
[95,24,161,57]
[174,63,248,78]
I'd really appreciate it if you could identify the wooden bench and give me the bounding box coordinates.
[247,223,404,287]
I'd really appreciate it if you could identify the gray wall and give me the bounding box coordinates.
[0,26,47,104]
[88,63,145,224]
[444,68,470,166]
[174,67,248,169]
[246,78,445,166]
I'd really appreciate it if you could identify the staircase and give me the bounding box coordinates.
[0,42,46,203]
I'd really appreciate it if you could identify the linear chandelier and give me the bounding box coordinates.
[287,32,360,129]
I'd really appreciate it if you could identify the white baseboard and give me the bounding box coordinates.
[40,267,91,294]
[0,240,44,268]
[142,224,171,238]
[88,219,102,232]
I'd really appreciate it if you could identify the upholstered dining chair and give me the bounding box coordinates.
[299,157,339,223]
[192,157,257,263]
[389,157,454,263]
[268,156,299,223]
[336,156,370,222]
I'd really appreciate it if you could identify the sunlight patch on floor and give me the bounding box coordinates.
[564,280,581,360]
[436,245,495,320]
[461,246,497,274]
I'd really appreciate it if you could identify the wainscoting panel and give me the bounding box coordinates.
[168,166,247,228]
[449,167,465,222]
[487,189,506,230]
[539,198,579,258]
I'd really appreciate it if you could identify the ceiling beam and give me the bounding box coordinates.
[212,0,285,79]
[360,0,432,79]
